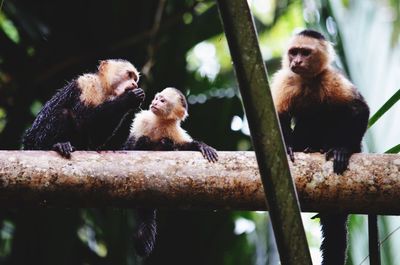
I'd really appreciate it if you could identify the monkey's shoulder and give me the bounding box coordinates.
[320,69,359,103]
[272,68,361,113]
[76,73,108,107]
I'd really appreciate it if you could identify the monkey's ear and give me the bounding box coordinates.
[98,60,109,71]
[175,106,188,121]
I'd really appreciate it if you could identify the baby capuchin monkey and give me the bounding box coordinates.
[126,87,218,161]
[271,30,369,265]
[124,87,218,257]
[23,59,145,157]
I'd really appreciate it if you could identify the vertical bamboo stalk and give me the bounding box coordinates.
[369,215,381,265]
[216,1,312,264]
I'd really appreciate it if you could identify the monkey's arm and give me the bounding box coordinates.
[23,114,76,158]
[97,110,136,150]
[84,89,144,148]
[22,83,80,158]
[177,141,218,163]
[346,96,370,150]
[278,112,294,162]
[326,97,370,174]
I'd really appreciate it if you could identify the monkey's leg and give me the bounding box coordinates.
[133,208,157,257]
[320,214,348,265]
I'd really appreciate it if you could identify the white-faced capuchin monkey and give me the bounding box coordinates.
[23,59,145,156]
[271,30,369,265]
[124,87,218,257]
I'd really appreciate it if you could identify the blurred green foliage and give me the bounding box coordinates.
[1,0,400,264]
[304,1,400,265]
[0,0,301,264]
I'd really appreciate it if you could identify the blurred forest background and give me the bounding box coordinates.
[0,0,400,264]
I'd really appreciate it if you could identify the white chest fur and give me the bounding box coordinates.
[130,110,192,144]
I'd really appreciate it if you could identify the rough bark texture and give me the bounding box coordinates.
[216,0,312,264]
[1,151,399,214]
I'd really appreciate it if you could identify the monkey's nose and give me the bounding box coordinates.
[294,60,302,66]
[132,81,138,89]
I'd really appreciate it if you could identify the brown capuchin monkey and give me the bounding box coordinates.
[271,30,369,265]
[124,87,218,257]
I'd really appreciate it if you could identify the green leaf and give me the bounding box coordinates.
[385,144,400,154]
[368,88,400,128]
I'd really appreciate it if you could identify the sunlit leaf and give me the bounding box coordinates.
[0,13,20,43]
[368,88,400,129]
[385,144,400,154]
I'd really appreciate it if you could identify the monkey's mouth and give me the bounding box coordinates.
[150,105,159,112]
[124,87,135,92]
[291,66,306,74]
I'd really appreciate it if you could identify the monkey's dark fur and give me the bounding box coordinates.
[123,136,217,257]
[272,30,369,265]
[23,60,144,155]
[124,87,218,257]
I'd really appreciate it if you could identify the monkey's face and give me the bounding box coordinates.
[150,88,188,121]
[98,59,140,96]
[150,93,173,117]
[287,36,331,77]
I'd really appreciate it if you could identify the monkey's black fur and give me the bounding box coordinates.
[127,135,218,161]
[279,89,369,265]
[133,208,157,258]
[298,29,326,40]
[23,80,144,155]
[275,30,370,265]
[124,136,218,257]
[280,95,369,265]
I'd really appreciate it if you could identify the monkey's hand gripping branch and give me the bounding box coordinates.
[287,146,295,162]
[176,141,219,163]
[52,142,75,159]
[325,147,351,174]
[192,141,219,163]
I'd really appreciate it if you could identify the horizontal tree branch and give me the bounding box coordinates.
[0,151,399,214]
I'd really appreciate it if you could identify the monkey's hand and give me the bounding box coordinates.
[120,88,145,108]
[52,142,75,158]
[197,142,218,163]
[325,147,351,174]
[134,136,153,150]
[287,146,295,162]
[159,137,174,151]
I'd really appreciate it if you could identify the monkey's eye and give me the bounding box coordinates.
[127,71,135,79]
[301,49,311,56]
[288,48,299,56]
[160,99,166,103]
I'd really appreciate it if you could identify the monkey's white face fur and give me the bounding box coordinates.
[99,59,140,96]
[77,59,140,106]
[150,87,188,121]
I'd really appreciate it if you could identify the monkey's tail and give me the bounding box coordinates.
[133,208,157,257]
[319,213,348,265]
